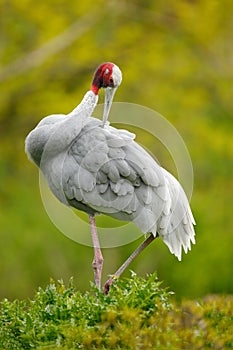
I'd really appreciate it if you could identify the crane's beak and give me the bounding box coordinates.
[102,87,117,127]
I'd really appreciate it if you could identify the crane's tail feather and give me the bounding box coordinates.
[160,209,196,261]
[157,169,196,261]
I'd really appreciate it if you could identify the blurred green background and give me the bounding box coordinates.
[0,0,232,300]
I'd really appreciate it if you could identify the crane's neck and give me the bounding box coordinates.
[71,90,98,117]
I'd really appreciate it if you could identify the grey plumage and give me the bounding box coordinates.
[25,90,195,261]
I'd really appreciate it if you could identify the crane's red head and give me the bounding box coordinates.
[91,62,122,95]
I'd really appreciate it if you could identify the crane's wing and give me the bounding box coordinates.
[25,114,67,166]
[60,118,195,260]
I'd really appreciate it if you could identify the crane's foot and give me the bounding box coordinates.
[103,279,112,294]
[103,275,118,294]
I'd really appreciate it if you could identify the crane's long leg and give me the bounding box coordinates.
[103,233,156,294]
[88,214,103,290]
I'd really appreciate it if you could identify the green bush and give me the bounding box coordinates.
[1,273,232,349]
[1,0,233,301]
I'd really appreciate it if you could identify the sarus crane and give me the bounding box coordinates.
[25,62,196,293]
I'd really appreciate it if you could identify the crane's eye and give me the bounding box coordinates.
[109,77,113,84]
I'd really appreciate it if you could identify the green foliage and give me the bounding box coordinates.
[1,274,233,349]
[0,0,233,300]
